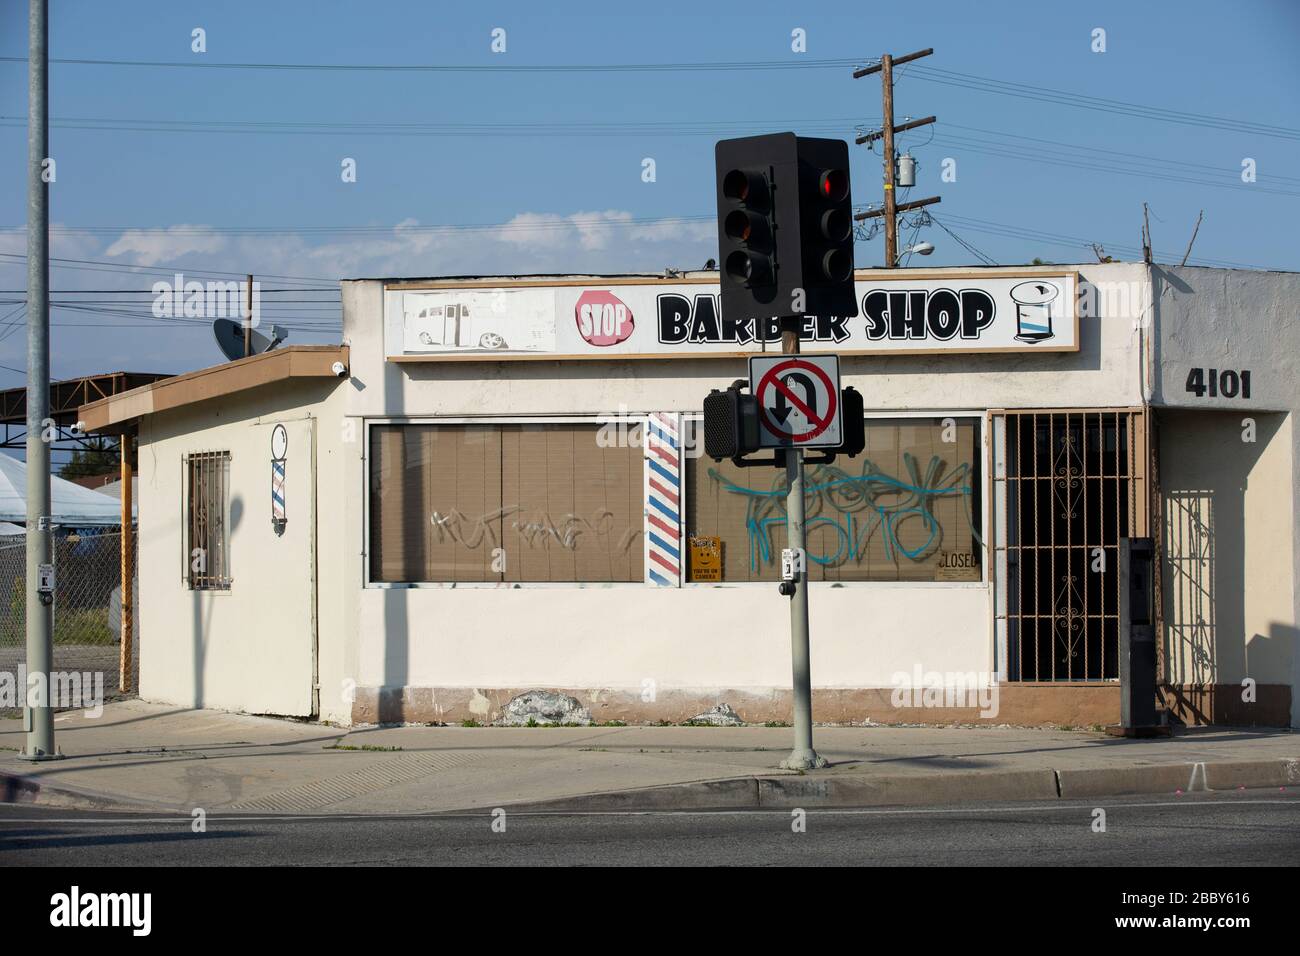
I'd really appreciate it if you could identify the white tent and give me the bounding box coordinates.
[0,452,134,526]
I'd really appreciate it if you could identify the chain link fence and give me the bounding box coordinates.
[0,529,138,707]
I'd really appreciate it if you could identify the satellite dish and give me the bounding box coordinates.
[212,319,288,362]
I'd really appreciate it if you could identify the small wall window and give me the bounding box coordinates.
[368,423,645,584]
[686,416,983,582]
[185,451,232,590]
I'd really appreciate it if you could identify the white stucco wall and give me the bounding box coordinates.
[337,264,1149,706]
[126,261,1300,727]
[136,379,352,721]
[1153,266,1300,724]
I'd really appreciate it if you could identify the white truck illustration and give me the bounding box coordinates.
[401,290,554,353]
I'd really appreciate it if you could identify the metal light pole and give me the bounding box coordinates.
[22,0,56,761]
[778,323,825,771]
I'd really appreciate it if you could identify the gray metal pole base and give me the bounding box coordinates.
[780,447,825,772]
[780,749,828,771]
[16,748,63,762]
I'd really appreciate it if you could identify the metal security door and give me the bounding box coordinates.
[993,409,1148,681]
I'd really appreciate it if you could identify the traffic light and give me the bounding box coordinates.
[838,386,865,457]
[715,132,858,328]
[703,383,760,461]
[797,138,857,318]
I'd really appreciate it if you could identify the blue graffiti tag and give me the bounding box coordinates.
[706,454,979,572]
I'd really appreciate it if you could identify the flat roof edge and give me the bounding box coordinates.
[76,345,349,434]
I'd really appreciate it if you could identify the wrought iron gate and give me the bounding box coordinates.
[993,409,1149,682]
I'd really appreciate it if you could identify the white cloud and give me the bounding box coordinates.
[104,225,227,266]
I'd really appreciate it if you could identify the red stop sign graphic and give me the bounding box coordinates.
[575,290,635,347]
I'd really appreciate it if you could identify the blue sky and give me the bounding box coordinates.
[0,0,1297,381]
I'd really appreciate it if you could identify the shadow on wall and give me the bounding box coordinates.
[1161,411,1281,687]
[380,354,409,723]
[1160,619,1295,725]
[190,494,242,710]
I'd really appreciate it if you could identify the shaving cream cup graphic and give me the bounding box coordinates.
[575,290,635,347]
[1010,280,1060,342]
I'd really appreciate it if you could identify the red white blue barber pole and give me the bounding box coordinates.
[644,412,682,586]
[271,423,288,536]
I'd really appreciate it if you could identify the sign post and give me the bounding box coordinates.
[750,332,843,770]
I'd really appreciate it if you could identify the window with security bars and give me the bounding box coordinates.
[994,410,1148,682]
[185,451,232,590]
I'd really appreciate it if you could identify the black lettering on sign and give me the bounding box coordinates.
[657,294,690,344]
[1185,367,1253,399]
[861,287,998,342]
[689,294,722,343]
[959,289,996,339]
[815,313,852,343]
[863,290,888,340]
[720,307,754,345]
[926,288,961,340]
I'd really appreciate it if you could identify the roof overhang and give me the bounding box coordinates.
[76,345,349,435]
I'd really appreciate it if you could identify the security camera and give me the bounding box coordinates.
[331,361,348,377]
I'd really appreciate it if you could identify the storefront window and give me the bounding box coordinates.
[369,423,644,584]
[685,417,982,583]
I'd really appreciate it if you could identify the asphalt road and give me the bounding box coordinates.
[2,789,1298,866]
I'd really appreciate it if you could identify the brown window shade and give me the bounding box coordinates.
[370,423,644,584]
[686,417,982,583]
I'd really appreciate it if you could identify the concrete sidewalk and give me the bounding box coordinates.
[1,701,1297,813]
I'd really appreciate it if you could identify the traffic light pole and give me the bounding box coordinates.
[778,322,825,771]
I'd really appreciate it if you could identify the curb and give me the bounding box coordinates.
[495,757,1300,813]
[0,768,164,813]
[5,757,1299,816]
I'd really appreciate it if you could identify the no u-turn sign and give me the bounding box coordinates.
[749,354,842,449]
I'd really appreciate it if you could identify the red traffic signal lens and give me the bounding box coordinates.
[819,168,848,202]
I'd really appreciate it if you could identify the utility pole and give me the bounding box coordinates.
[1179,210,1204,267]
[1142,203,1153,264]
[119,430,134,693]
[243,274,254,357]
[777,320,825,771]
[854,49,941,267]
[22,0,56,761]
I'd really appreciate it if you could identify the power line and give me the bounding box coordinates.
[0,55,863,73]
[0,114,875,138]
[0,252,334,284]
[3,52,1293,139]
[926,133,1300,199]
[928,215,999,266]
[933,212,1271,269]
[17,214,716,238]
[3,110,1290,192]
[907,64,1300,141]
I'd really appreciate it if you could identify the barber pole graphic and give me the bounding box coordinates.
[271,423,288,537]
[644,412,681,586]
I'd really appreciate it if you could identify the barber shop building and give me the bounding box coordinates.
[76,262,1300,729]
